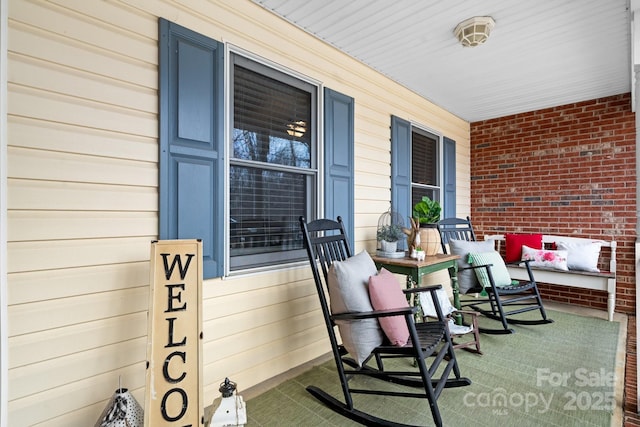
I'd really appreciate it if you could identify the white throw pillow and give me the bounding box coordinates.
[419,287,456,318]
[327,250,383,366]
[555,241,603,273]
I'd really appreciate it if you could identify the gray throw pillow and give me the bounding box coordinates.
[448,239,495,294]
[327,250,383,366]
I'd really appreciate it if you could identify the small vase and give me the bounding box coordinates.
[418,224,441,256]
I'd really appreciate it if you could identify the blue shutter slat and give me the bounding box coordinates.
[391,116,412,229]
[324,88,355,246]
[159,19,224,278]
[443,137,456,219]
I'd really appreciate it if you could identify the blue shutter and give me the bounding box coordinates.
[159,19,224,278]
[443,137,457,219]
[324,88,354,246]
[391,116,412,228]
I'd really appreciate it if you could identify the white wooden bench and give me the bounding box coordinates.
[484,234,617,321]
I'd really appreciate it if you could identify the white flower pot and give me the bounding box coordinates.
[380,240,398,253]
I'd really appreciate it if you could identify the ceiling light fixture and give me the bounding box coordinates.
[286,120,307,138]
[454,16,495,47]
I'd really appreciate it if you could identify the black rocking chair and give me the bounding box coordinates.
[299,216,471,427]
[437,217,553,334]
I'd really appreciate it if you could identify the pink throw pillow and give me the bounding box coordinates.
[505,233,543,262]
[368,268,410,346]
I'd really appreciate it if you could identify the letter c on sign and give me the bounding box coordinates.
[163,351,187,383]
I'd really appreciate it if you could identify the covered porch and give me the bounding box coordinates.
[0,1,638,425]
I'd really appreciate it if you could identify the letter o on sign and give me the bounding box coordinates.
[161,388,188,422]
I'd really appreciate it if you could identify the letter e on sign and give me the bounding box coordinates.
[146,240,203,426]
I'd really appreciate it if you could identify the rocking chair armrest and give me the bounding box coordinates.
[331,306,418,321]
[506,259,536,280]
[456,309,480,317]
[463,263,492,271]
[402,284,443,295]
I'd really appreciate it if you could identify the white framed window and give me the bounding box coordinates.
[391,115,455,227]
[228,53,318,271]
[411,127,442,207]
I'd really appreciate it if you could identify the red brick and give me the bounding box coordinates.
[470,93,635,315]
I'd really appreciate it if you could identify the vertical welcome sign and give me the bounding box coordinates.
[146,240,204,426]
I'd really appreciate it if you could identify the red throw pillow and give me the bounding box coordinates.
[505,233,543,262]
[368,268,410,346]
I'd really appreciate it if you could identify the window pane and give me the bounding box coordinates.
[233,65,311,167]
[412,187,439,210]
[412,131,438,186]
[229,165,307,266]
[411,129,440,209]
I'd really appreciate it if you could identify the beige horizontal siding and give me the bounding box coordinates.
[9,84,157,137]
[203,325,329,397]
[8,211,157,242]
[9,179,157,211]
[9,311,148,368]
[8,237,152,273]
[9,147,157,186]
[9,21,155,88]
[9,363,146,426]
[9,262,149,305]
[9,337,146,401]
[9,116,157,162]
[9,53,157,113]
[5,0,470,425]
[8,286,148,336]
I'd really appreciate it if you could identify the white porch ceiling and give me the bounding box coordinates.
[252,0,632,122]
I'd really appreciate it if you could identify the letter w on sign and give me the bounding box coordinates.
[162,253,195,280]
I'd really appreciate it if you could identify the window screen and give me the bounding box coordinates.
[230,56,317,270]
[411,129,440,207]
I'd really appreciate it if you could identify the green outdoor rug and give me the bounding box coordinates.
[246,309,622,426]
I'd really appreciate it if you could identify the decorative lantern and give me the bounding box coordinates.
[94,386,144,427]
[210,378,247,427]
[376,209,406,257]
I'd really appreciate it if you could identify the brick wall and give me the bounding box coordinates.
[470,93,636,315]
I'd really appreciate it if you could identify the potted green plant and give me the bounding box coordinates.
[377,223,404,253]
[412,196,441,226]
[412,196,442,255]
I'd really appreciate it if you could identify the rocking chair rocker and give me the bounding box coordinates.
[437,217,553,334]
[299,216,471,427]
